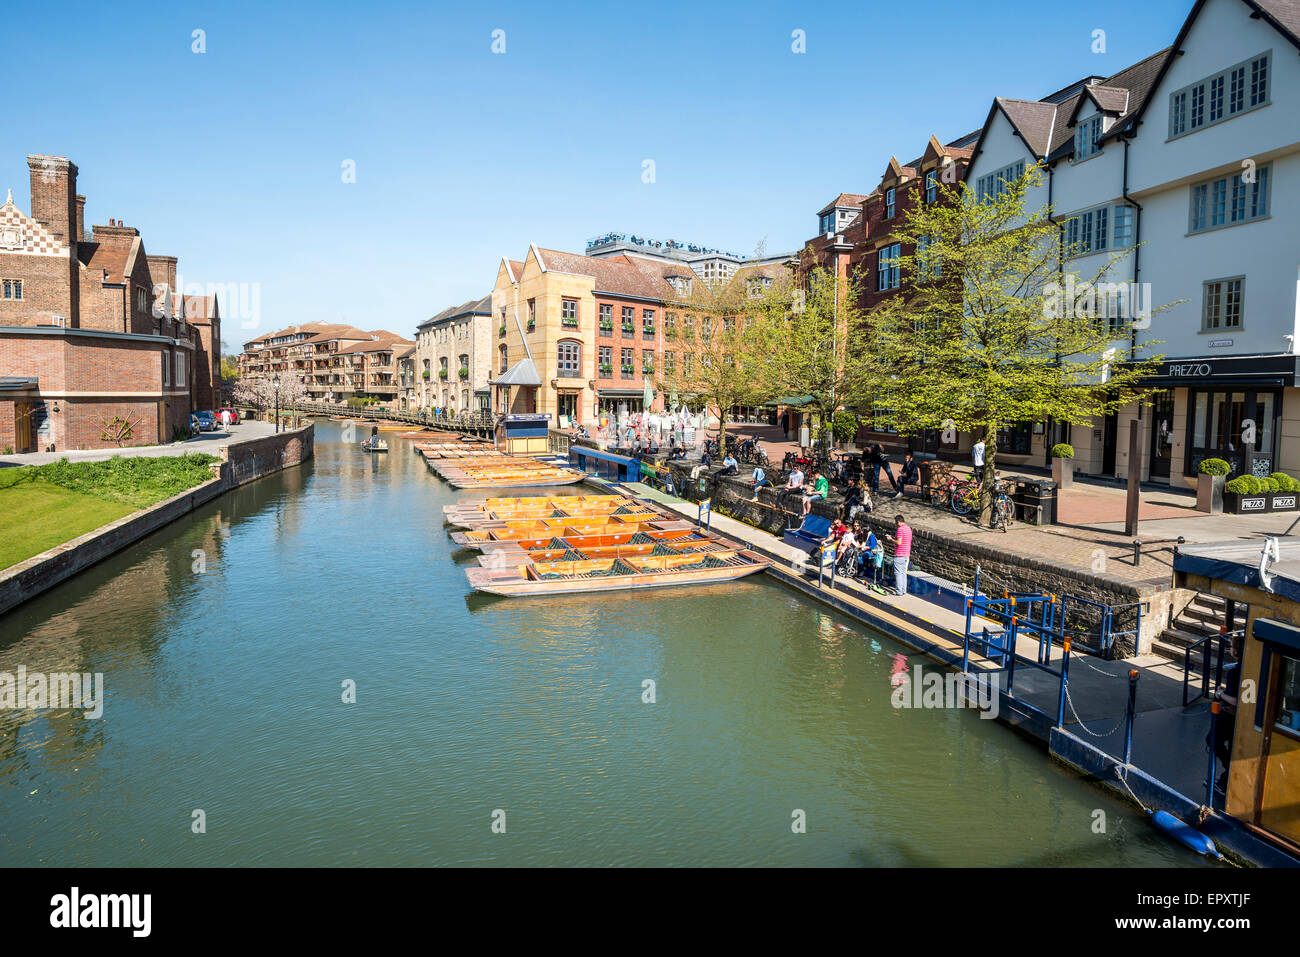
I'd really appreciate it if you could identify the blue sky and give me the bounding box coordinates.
[6,0,1195,349]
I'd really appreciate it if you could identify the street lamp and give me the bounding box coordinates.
[272,374,281,433]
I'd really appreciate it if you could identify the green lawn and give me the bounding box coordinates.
[0,477,135,570]
[0,453,218,571]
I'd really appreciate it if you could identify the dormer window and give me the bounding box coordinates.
[925,171,937,204]
[885,188,896,219]
[1074,115,1103,161]
[819,212,834,234]
[746,276,773,298]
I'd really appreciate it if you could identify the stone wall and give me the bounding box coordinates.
[664,460,1173,656]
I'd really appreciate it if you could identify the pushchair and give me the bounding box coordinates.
[834,541,862,579]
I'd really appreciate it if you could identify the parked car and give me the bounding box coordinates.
[216,407,240,425]
[191,410,217,432]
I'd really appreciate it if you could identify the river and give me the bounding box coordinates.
[0,421,1207,866]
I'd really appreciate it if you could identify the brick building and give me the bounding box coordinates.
[238,321,412,405]
[0,154,219,451]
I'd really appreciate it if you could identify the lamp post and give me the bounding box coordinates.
[272,374,281,433]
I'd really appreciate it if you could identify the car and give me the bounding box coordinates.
[216,407,240,426]
[191,411,217,432]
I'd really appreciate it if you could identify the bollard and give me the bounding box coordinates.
[1207,700,1220,808]
[1123,669,1139,764]
[1057,639,1072,728]
[1006,617,1018,694]
[1133,539,1141,567]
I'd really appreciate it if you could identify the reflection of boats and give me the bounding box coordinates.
[362,437,388,453]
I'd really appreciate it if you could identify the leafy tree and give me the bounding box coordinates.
[655,270,782,453]
[854,166,1167,523]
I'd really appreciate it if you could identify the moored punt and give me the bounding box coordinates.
[449,518,691,547]
[464,543,770,597]
[442,493,620,519]
[424,452,587,489]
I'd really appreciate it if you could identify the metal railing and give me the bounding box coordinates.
[1183,628,1240,707]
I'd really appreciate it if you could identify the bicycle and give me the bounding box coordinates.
[945,477,981,515]
[991,481,1013,532]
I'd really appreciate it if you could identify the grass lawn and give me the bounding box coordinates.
[0,453,218,571]
[0,478,135,570]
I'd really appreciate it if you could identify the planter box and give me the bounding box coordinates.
[1223,491,1270,514]
[1051,457,1073,489]
[1197,473,1225,513]
[1270,492,1299,511]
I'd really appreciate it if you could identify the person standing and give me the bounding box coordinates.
[972,437,986,483]
[886,515,912,597]
[780,409,790,440]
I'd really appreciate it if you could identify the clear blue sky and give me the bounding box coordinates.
[7,0,1194,350]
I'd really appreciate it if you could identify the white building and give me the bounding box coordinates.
[962,0,1300,487]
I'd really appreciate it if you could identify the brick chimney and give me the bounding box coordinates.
[75,194,86,242]
[146,254,179,320]
[26,155,78,248]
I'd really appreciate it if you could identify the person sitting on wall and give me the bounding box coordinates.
[895,452,920,499]
[750,465,772,500]
[802,469,829,516]
[719,452,739,476]
[778,464,805,508]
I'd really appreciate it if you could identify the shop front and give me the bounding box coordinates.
[1127,355,1296,481]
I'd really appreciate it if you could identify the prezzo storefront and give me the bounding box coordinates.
[1128,355,1299,487]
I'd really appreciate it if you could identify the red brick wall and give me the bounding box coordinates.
[0,399,14,452]
[0,251,77,327]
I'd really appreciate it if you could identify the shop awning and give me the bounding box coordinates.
[597,388,647,398]
[763,394,816,408]
[490,359,541,387]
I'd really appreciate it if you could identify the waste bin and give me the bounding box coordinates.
[919,460,952,503]
[1015,479,1057,525]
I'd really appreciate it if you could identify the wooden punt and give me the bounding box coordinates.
[478,528,699,553]
[429,463,587,489]
[464,544,770,597]
[443,494,620,523]
[449,519,687,547]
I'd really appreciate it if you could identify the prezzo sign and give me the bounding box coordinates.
[1274,495,1297,509]
[1240,497,1267,510]
[1167,362,1214,378]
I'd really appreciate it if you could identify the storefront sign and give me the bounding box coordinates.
[1207,339,1234,348]
[1167,362,1214,378]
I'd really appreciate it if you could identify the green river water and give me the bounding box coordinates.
[0,421,1208,866]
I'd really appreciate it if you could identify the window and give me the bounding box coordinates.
[1,279,21,299]
[915,235,941,279]
[561,298,578,327]
[1073,115,1103,161]
[746,276,772,298]
[665,312,676,335]
[642,309,655,338]
[1189,166,1269,233]
[1063,202,1135,256]
[1203,278,1244,330]
[136,286,147,312]
[458,354,469,378]
[557,340,581,376]
[975,161,1024,203]
[683,353,693,376]
[877,243,901,291]
[621,348,634,378]
[819,212,834,234]
[621,306,634,334]
[683,314,694,336]
[702,316,714,342]
[499,345,507,373]
[1169,52,1271,139]
[664,351,675,374]
[642,352,654,374]
[598,345,613,375]
[925,170,937,204]
[163,349,170,386]
[599,303,613,332]
[527,298,536,329]
[175,351,186,387]
[885,187,896,219]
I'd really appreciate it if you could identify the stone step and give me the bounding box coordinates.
[1151,637,1188,665]
[1170,615,1223,639]
[1180,604,1235,628]
[1159,626,1216,652]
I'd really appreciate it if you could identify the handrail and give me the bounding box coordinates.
[1182,628,1241,707]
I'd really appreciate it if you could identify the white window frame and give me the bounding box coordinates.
[174,351,186,387]
[877,243,901,291]
[884,188,896,219]
[1063,202,1134,258]
[1073,115,1103,162]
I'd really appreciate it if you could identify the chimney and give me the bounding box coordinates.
[27,155,78,248]
[75,194,86,242]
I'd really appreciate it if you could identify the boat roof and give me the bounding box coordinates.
[1174,537,1300,604]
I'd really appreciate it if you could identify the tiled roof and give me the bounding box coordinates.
[1255,0,1300,47]
[817,193,870,215]
[994,98,1061,159]
[537,247,681,300]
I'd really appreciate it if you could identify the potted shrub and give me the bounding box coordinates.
[1050,443,1074,489]
[1269,472,1300,512]
[1197,458,1230,513]
[1223,474,1270,514]
[438,368,448,379]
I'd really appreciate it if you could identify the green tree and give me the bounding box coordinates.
[655,270,778,454]
[856,166,1167,523]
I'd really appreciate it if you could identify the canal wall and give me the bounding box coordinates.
[662,461,1172,657]
[0,425,314,617]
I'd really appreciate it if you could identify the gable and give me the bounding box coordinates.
[0,198,70,258]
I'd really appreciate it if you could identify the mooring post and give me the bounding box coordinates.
[1057,640,1072,728]
[1006,617,1018,694]
[1207,700,1220,808]
[1123,669,1139,764]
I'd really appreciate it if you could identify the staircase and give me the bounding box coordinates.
[1152,592,1241,667]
